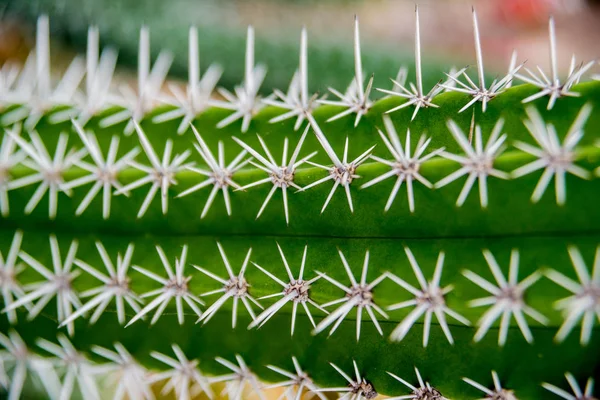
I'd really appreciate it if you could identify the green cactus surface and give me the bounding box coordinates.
[0,7,599,400]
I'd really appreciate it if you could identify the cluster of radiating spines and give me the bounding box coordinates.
[0,8,599,138]
[0,332,596,400]
[0,98,596,222]
[2,231,600,347]
[0,330,261,400]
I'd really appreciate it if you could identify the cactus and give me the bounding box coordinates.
[1,5,600,400]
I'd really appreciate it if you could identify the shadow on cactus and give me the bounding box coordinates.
[0,5,600,400]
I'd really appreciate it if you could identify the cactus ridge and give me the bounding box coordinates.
[0,327,597,399]
[0,5,600,400]
[2,229,600,398]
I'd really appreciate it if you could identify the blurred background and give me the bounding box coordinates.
[0,0,599,95]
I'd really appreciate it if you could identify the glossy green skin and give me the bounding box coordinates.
[4,83,600,237]
[1,82,600,399]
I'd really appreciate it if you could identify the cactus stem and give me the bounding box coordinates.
[0,9,599,397]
